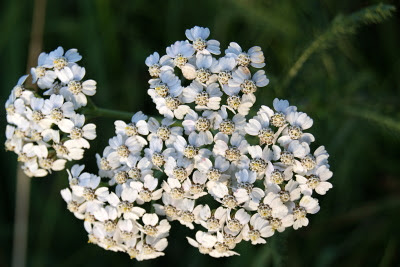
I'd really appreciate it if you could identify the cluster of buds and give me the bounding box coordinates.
[5,47,97,177]
[59,26,333,260]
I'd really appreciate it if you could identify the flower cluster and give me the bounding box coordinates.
[60,26,333,260]
[5,47,97,177]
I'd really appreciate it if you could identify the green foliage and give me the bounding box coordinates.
[345,106,400,137]
[282,3,396,90]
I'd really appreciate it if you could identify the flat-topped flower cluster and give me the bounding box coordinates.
[59,26,333,260]
[5,47,97,177]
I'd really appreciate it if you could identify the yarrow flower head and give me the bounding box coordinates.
[55,26,333,261]
[5,47,97,177]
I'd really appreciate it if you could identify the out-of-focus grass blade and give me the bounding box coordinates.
[281,3,396,90]
[345,107,400,138]
[379,238,397,267]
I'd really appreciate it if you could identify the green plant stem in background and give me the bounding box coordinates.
[83,106,134,121]
[12,0,47,267]
[84,99,164,121]
[280,3,396,91]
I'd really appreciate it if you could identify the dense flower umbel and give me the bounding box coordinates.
[60,26,332,260]
[5,47,97,177]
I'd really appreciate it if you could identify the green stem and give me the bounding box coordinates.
[93,107,134,121]
[82,102,134,121]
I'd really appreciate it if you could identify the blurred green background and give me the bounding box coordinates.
[1,0,400,266]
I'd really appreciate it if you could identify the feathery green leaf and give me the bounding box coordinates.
[282,3,396,90]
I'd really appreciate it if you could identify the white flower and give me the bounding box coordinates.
[42,94,75,124]
[225,42,265,68]
[96,147,120,177]
[292,195,320,230]
[187,231,217,255]
[153,193,181,220]
[125,156,153,180]
[4,125,22,153]
[175,199,198,229]
[258,192,289,220]
[71,173,109,211]
[181,54,217,84]
[278,111,314,146]
[181,171,208,199]
[213,132,249,167]
[209,106,246,135]
[173,133,211,161]
[53,27,334,260]
[228,66,269,96]
[208,231,240,258]
[164,156,194,182]
[31,52,57,89]
[94,206,118,223]
[115,112,149,146]
[265,179,301,204]
[60,114,96,149]
[182,110,214,145]
[90,223,123,252]
[149,92,191,120]
[225,208,251,234]
[185,26,221,55]
[43,81,63,96]
[140,213,171,238]
[57,64,96,108]
[182,81,222,110]
[245,111,275,145]
[279,140,310,171]
[25,97,52,130]
[196,206,227,231]
[67,164,87,186]
[144,138,175,168]
[296,165,333,195]
[147,117,182,146]
[19,142,45,161]
[11,75,33,101]
[197,156,230,199]
[225,93,256,116]
[162,178,186,200]
[145,52,174,77]
[197,156,230,178]
[43,46,82,70]
[247,144,280,175]
[116,219,139,243]
[263,203,293,233]
[38,156,67,173]
[107,134,141,165]
[22,159,47,177]
[131,175,163,204]
[233,169,264,210]
[166,40,195,68]
[263,98,298,128]
[210,56,237,90]
[242,214,274,244]
[60,188,85,217]
[107,192,146,220]
[313,146,330,168]
[136,236,168,260]
[148,70,182,97]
